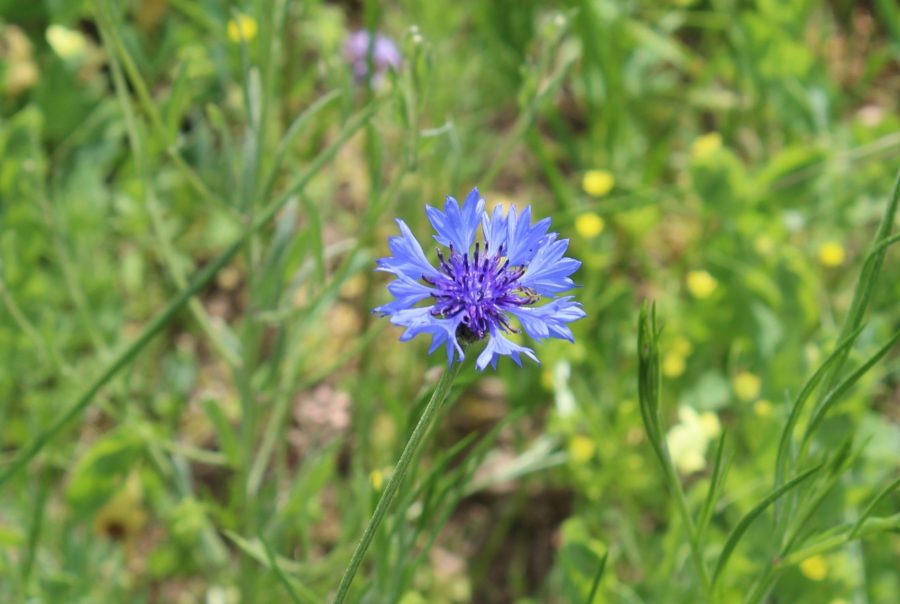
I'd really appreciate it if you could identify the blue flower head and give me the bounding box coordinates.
[375,188,586,371]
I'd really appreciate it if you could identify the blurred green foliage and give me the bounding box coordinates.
[1,0,899,602]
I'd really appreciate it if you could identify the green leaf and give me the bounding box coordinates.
[65,428,142,512]
[711,464,820,588]
[697,430,730,544]
[849,477,900,540]
[802,329,900,447]
[773,325,865,517]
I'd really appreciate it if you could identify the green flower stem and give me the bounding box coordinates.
[333,361,463,604]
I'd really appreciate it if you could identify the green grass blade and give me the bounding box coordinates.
[259,90,342,201]
[779,514,900,567]
[801,329,900,449]
[711,464,821,588]
[697,430,729,544]
[585,550,609,604]
[773,324,865,514]
[781,437,862,555]
[260,534,309,604]
[637,303,711,595]
[818,169,899,397]
[849,476,900,540]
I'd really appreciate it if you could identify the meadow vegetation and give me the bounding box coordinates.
[1,0,899,602]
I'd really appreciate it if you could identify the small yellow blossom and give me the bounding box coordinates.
[691,132,722,159]
[3,26,39,96]
[753,399,773,418]
[227,14,258,43]
[818,242,845,268]
[733,371,761,402]
[581,170,615,197]
[662,351,686,377]
[686,270,718,299]
[575,212,605,238]
[46,25,87,59]
[671,337,693,356]
[699,412,721,439]
[568,435,596,464]
[6,61,38,95]
[370,469,384,491]
[799,555,828,581]
[754,235,775,257]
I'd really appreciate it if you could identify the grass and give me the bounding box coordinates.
[1,1,899,602]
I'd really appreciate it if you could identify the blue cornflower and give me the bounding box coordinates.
[375,188,586,371]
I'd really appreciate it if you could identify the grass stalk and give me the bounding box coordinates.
[332,361,463,604]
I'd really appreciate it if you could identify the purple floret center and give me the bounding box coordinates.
[423,240,539,341]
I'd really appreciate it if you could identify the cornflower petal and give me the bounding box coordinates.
[505,296,586,342]
[505,205,552,266]
[390,307,465,365]
[481,204,508,251]
[376,219,442,281]
[373,274,435,316]
[518,234,581,295]
[476,328,539,371]
[425,187,485,252]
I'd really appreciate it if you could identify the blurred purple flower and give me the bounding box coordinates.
[344,30,402,85]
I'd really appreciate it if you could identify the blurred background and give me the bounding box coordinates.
[1,0,898,602]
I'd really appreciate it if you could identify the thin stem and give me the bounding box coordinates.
[664,457,712,597]
[332,361,463,604]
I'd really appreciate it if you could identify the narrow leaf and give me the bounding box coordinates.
[585,551,609,604]
[802,329,900,447]
[712,464,821,587]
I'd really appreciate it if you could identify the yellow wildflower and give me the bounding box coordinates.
[671,337,693,356]
[3,25,39,96]
[733,371,761,402]
[686,270,718,299]
[691,132,722,159]
[227,14,258,43]
[754,235,775,257]
[46,25,87,59]
[699,412,721,439]
[369,469,384,491]
[818,242,845,268]
[753,399,773,418]
[581,170,615,197]
[568,435,596,464]
[799,555,828,581]
[662,351,686,378]
[575,212,605,238]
